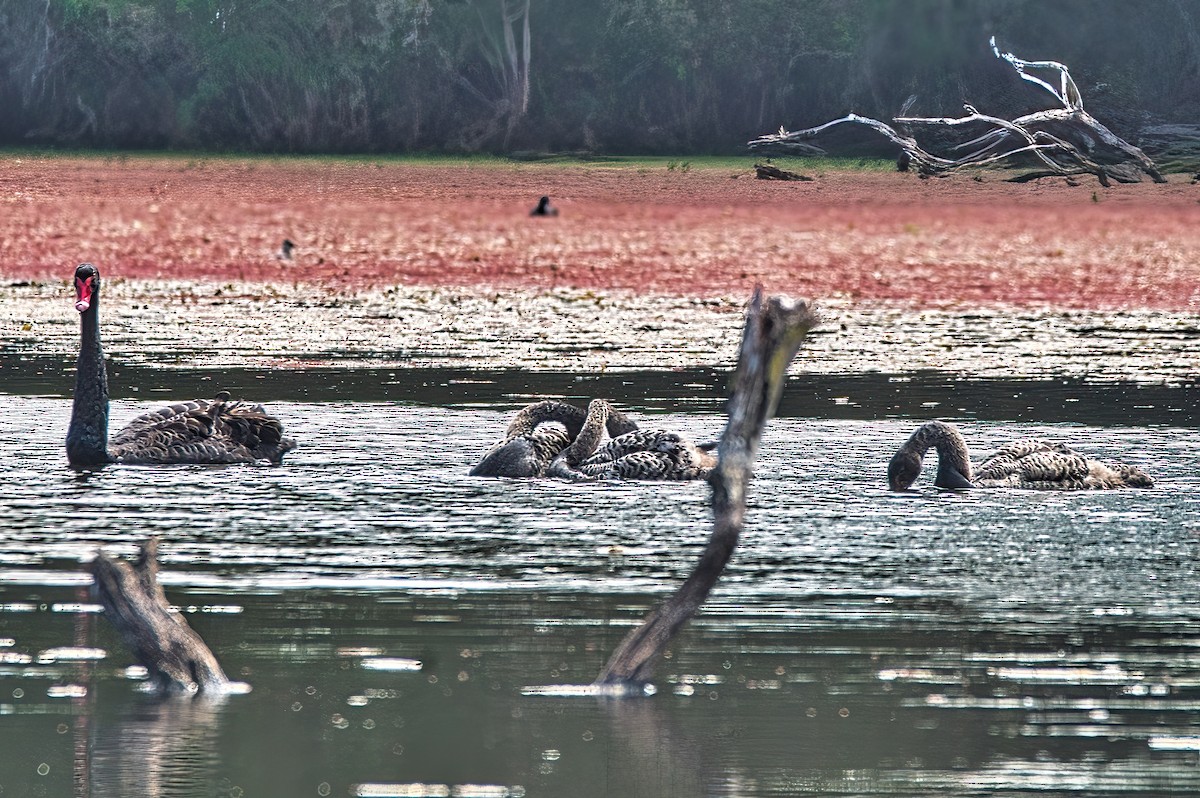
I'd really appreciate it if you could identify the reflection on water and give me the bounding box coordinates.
[88,697,226,796]
[2,355,1198,426]
[0,393,1198,796]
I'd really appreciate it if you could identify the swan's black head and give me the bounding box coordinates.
[887,449,921,491]
[74,263,100,313]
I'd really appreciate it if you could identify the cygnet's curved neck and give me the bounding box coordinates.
[560,399,609,466]
[505,400,584,439]
[547,400,612,481]
[896,420,973,489]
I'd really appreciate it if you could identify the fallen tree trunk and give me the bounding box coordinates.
[89,537,229,695]
[754,163,813,181]
[749,37,1166,185]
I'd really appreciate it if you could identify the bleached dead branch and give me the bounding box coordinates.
[750,38,1166,185]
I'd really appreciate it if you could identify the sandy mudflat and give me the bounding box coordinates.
[2,155,1198,379]
[4,279,1196,384]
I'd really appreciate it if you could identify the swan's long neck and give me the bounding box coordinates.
[895,421,973,489]
[506,400,587,441]
[505,399,639,443]
[546,400,612,480]
[66,300,110,466]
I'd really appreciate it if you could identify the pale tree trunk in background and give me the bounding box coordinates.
[2,0,56,109]
[499,0,531,145]
[442,0,532,149]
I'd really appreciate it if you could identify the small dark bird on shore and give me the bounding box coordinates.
[530,196,558,216]
[276,239,295,260]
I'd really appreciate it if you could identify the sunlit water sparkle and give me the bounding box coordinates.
[0,394,1198,797]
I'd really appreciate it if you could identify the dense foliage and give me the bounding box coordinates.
[1,0,1197,154]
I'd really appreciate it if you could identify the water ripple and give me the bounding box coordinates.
[1,395,1198,796]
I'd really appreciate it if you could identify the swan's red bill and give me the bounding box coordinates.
[74,276,94,312]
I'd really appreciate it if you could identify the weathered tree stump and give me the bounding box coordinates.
[89,537,229,694]
[593,288,819,692]
[754,163,813,181]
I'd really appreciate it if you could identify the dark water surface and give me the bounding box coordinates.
[1,384,1199,797]
[3,356,1198,426]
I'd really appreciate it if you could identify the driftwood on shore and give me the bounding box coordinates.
[89,537,229,694]
[754,163,813,181]
[749,37,1166,186]
[593,288,819,691]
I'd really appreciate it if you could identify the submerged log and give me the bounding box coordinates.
[89,537,229,694]
[593,288,819,691]
[749,37,1165,185]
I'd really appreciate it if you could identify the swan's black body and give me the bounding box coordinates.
[888,420,1154,491]
[66,263,295,467]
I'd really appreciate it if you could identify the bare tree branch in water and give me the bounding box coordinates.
[90,537,229,695]
[594,288,820,692]
[750,37,1166,185]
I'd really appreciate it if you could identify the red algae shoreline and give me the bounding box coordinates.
[2,155,1199,310]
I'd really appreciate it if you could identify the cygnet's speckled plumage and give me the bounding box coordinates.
[546,399,717,482]
[888,420,1154,491]
[470,400,637,478]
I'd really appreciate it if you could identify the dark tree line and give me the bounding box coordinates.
[0,0,1197,154]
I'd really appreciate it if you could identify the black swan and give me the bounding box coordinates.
[547,399,717,481]
[888,420,1154,491]
[530,195,558,216]
[66,263,296,467]
[592,290,819,692]
[470,399,638,477]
